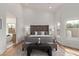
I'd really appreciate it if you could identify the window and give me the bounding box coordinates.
[66,20,79,37]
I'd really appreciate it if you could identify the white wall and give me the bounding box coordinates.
[23,8,54,26]
[16,4,24,43]
[55,4,79,49]
[0,4,7,54]
[6,18,16,24]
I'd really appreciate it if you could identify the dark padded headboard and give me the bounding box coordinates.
[30,25,49,35]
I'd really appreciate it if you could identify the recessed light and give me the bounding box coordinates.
[49,6,52,9]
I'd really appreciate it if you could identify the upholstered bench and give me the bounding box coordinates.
[26,43,52,56]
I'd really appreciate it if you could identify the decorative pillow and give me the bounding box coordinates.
[41,31,45,35]
[45,31,48,35]
[35,31,38,35]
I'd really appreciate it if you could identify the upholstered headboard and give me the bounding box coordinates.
[30,25,49,35]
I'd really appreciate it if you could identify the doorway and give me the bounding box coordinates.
[6,14,16,48]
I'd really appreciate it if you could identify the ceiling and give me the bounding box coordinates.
[21,3,64,12]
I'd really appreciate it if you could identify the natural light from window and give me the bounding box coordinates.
[66,20,79,37]
[66,20,79,24]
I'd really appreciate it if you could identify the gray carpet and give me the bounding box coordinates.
[13,46,76,56]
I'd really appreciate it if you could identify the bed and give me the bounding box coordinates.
[22,25,57,56]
